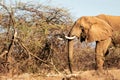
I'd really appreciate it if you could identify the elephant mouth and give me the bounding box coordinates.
[65,36,76,40]
[80,35,86,42]
[80,37,86,42]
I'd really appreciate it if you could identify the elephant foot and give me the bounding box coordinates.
[96,69,105,76]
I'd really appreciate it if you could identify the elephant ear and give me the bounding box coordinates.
[86,17,113,42]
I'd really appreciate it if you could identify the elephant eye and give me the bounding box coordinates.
[80,26,83,28]
[81,28,84,32]
[80,26,84,32]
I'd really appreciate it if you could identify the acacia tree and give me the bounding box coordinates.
[0,1,73,74]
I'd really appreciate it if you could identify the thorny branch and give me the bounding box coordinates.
[0,2,73,75]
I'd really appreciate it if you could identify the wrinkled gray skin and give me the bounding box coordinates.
[66,14,120,73]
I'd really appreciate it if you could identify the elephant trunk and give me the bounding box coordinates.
[68,39,74,73]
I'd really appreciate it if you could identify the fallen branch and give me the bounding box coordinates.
[46,71,83,78]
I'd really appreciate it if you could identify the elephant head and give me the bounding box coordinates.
[65,16,113,73]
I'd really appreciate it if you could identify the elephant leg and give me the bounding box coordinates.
[103,38,112,56]
[95,38,111,71]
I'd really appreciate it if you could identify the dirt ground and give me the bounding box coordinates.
[0,69,120,80]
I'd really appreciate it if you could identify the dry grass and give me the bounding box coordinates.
[0,69,120,80]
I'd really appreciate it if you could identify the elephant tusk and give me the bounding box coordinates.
[57,37,64,40]
[65,36,76,40]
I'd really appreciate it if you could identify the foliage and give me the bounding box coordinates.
[0,2,72,75]
[0,1,120,76]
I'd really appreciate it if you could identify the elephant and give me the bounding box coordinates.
[65,14,120,73]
